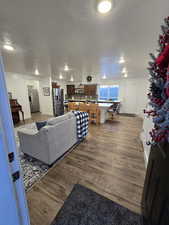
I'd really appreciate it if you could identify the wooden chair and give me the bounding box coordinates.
[79,103,89,113]
[88,103,100,125]
[68,102,79,111]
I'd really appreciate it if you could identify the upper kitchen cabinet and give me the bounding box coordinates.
[67,85,75,97]
[84,85,97,96]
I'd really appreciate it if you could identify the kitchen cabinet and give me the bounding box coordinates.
[67,85,75,96]
[84,85,97,96]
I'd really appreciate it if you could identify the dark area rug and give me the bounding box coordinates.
[15,124,50,191]
[51,184,143,225]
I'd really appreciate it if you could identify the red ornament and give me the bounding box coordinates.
[164,64,169,97]
[156,44,169,68]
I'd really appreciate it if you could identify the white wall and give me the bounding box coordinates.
[5,73,39,119]
[113,77,149,117]
[38,77,53,115]
[102,77,149,117]
[5,73,68,119]
[141,115,154,168]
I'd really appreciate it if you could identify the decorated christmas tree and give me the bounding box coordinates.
[144,16,169,144]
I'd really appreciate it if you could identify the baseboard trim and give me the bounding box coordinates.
[119,113,136,117]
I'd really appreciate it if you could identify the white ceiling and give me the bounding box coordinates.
[0,0,169,81]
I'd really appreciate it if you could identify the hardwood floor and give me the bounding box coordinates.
[26,115,146,225]
[14,112,53,127]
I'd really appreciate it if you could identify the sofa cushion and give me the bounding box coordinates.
[47,112,74,126]
[36,121,47,130]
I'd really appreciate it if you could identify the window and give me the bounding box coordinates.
[99,85,119,100]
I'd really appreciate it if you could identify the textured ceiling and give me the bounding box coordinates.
[0,0,169,81]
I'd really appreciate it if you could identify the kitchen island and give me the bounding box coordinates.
[98,103,113,123]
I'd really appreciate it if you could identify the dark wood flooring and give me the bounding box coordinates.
[26,115,145,225]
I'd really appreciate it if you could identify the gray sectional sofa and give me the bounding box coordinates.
[18,112,77,165]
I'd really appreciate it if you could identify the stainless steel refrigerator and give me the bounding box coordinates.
[28,86,40,113]
[52,87,64,116]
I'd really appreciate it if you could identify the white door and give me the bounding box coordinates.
[0,56,30,225]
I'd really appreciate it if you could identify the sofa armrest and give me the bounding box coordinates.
[18,129,50,164]
[17,128,38,136]
[18,129,40,153]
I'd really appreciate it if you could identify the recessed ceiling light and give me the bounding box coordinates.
[122,68,127,73]
[124,73,128,78]
[3,44,14,51]
[119,57,125,64]
[70,76,74,82]
[59,73,63,80]
[102,74,107,79]
[97,0,112,14]
[64,64,69,71]
[35,69,40,75]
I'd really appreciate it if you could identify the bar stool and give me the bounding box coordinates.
[79,103,89,113]
[89,103,100,125]
[107,102,120,120]
[79,103,87,112]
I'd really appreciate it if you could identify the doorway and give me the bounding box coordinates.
[27,85,40,113]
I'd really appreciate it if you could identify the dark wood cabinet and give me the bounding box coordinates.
[142,142,169,225]
[67,84,97,97]
[12,111,20,124]
[84,85,97,96]
[67,85,75,96]
[10,99,24,125]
